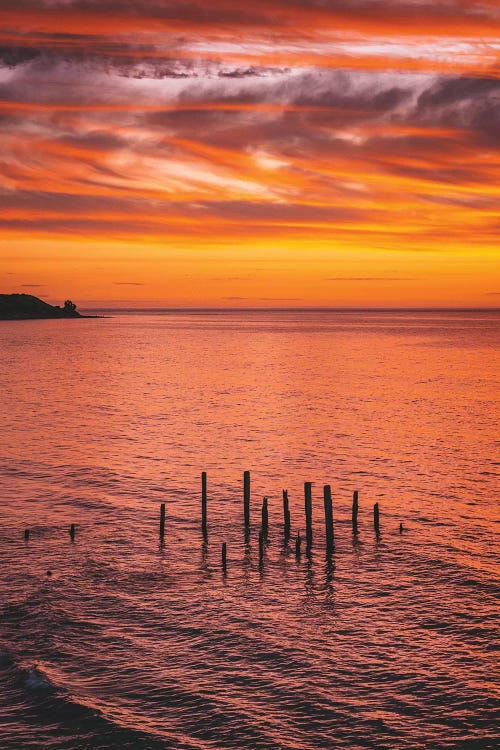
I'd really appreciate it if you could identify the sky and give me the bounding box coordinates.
[0,0,499,308]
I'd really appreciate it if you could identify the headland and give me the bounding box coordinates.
[0,294,91,320]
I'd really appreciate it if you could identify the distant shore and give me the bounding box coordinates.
[0,294,100,320]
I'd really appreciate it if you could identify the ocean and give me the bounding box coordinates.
[0,310,498,749]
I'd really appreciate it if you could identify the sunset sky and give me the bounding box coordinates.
[1,0,499,307]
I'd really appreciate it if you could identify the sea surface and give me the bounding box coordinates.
[0,310,498,750]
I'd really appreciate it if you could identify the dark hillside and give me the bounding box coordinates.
[0,294,82,320]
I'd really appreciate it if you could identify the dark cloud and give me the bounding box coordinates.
[2,1,498,35]
[0,46,40,67]
[144,71,422,163]
[0,1,497,93]
[417,194,499,209]
[59,131,128,151]
[0,191,150,216]
[217,67,287,79]
[1,1,269,29]
[290,73,413,113]
[382,161,497,188]
[201,200,370,224]
[415,76,500,146]
[417,77,500,109]
[0,193,378,234]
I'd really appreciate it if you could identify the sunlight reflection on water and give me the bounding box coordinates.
[0,310,498,749]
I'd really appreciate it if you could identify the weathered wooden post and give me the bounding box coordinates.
[159,503,166,542]
[352,490,359,533]
[70,523,75,541]
[259,529,264,562]
[374,502,380,533]
[304,482,313,550]
[283,489,290,538]
[323,485,334,553]
[243,470,250,528]
[201,471,207,536]
[222,542,227,572]
[261,497,268,537]
[295,531,302,558]
[24,529,30,541]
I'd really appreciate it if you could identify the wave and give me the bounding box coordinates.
[0,647,170,750]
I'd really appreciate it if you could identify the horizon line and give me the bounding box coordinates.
[79,305,500,312]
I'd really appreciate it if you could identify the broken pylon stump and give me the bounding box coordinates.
[323,485,334,553]
[304,482,313,550]
[159,503,166,542]
[352,490,359,534]
[261,497,268,537]
[283,489,290,539]
[201,471,207,536]
[243,470,250,528]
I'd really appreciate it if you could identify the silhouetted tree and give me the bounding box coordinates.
[64,300,77,312]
